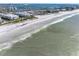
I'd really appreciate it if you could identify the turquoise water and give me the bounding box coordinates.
[1,15,79,56]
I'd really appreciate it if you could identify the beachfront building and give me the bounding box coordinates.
[60,7,75,11]
[65,7,75,11]
[47,9,60,13]
[28,10,48,15]
[0,13,5,17]
[59,8,67,11]
[0,17,3,23]
[1,13,19,20]
[15,12,32,17]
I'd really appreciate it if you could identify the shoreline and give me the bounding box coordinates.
[0,10,79,33]
[0,10,79,52]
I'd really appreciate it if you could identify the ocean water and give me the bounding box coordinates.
[0,4,78,10]
[1,14,79,56]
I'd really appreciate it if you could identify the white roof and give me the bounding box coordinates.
[0,13,18,17]
[16,12,31,16]
[5,14,19,18]
[0,13,19,19]
[0,13,5,17]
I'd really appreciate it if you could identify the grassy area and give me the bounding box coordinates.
[10,18,22,23]
[7,16,37,24]
[23,15,37,20]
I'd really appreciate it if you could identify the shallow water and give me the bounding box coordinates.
[1,15,79,56]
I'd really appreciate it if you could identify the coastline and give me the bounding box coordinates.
[0,10,79,52]
[0,10,79,33]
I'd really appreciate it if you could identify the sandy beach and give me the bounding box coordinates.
[0,10,78,33]
[0,9,79,51]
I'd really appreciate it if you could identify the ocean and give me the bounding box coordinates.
[0,4,79,10]
[0,14,79,56]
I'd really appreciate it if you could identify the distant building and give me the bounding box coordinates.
[0,18,3,23]
[9,7,17,12]
[47,9,60,13]
[15,12,32,17]
[28,10,48,15]
[60,7,75,11]
[0,13,5,17]
[60,8,67,11]
[65,7,75,11]
[1,13,19,20]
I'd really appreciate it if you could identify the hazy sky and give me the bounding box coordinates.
[0,0,79,4]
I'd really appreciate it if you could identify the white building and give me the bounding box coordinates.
[28,10,48,15]
[1,13,19,20]
[0,13,5,17]
[15,12,31,17]
[0,18,3,23]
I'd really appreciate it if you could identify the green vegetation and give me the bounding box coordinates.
[6,15,37,24]
[23,15,37,20]
[11,18,22,23]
